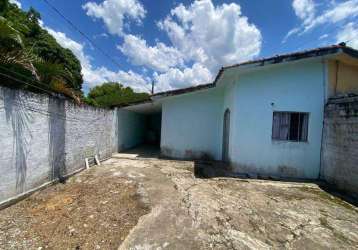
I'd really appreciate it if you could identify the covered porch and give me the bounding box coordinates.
[117,100,162,152]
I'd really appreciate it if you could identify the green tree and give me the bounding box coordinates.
[0,0,83,98]
[0,16,39,85]
[0,0,9,15]
[85,82,150,108]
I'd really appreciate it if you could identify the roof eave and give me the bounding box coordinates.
[151,83,214,100]
[213,45,357,85]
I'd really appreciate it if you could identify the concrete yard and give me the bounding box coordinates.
[1,148,358,249]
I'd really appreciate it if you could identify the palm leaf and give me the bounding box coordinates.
[0,17,23,48]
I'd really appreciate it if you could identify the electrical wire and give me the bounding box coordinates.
[0,65,58,90]
[41,0,123,69]
[0,72,54,95]
[0,71,115,122]
[40,0,153,92]
[0,64,85,97]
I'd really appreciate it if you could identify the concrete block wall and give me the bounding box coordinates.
[321,96,358,196]
[0,86,118,204]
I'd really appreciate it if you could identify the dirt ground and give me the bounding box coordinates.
[1,148,358,249]
[0,165,149,250]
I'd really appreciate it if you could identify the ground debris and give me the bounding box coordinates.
[0,166,149,250]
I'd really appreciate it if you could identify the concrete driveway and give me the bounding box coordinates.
[105,149,358,250]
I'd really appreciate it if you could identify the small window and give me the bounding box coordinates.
[272,112,309,142]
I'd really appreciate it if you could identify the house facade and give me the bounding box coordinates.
[1,45,357,206]
[118,45,358,180]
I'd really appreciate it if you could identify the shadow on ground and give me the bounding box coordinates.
[113,144,161,159]
[194,160,358,207]
[113,145,358,208]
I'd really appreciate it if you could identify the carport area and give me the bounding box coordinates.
[1,148,357,249]
[118,101,162,150]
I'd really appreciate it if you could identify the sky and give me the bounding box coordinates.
[10,0,358,94]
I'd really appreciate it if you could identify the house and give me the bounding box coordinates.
[117,44,358,180]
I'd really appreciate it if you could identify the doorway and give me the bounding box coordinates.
[118,101,162,155]
[222,109,230,162]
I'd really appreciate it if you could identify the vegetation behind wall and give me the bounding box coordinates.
[0,0,150,106]
[0,0,84,101]
[84,82,150,108]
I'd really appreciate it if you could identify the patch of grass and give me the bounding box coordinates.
[266,188,306,201]
[293,187,357,212]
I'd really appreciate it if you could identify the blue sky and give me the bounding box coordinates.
[11,0,358,93]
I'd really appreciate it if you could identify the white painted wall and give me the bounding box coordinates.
[161,88,223,160]
[227,60,325,179]
[0,86,117,204]
[117,109,146,150]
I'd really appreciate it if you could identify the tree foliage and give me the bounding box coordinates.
[84,82,150,108]
[0,0,83,100]
[0,1,149,106]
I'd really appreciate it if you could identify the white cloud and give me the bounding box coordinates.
[304,0,358,32]
[84,67,151,92]
[336,22,358,49]
[158,0,262,72]
[46,0,262,92]
[119,34,184,72]
[107,0,261,91]
[79,0,261,91]
[292,0,315,24]
[144,0,261,91]
[282,27,300,43]
[44,26,150,92]
[286,0,358,41]
[9,0,21,8]
[82,0,146,36]
[153,63,212,92]
[319,33,329,40]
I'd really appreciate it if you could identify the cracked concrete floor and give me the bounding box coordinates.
[1,150,357,250]
[106,152,358,250]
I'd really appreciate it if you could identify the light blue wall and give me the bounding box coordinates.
[227,60,325,179]
[221,82,236,162]
[160,59,325,179]
[117,109,146,151]
[161,88,223,160]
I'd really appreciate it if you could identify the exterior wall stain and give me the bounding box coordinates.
[321,96,358,196]
[160,60,326,179]
[0,86,118,204]
[160,88,224,161]
[161,147,214,161]
[230,163,306,180]
[227,61,324,179]
[277,165,299,178]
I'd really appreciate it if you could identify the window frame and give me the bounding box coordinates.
[271,111,310,142]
